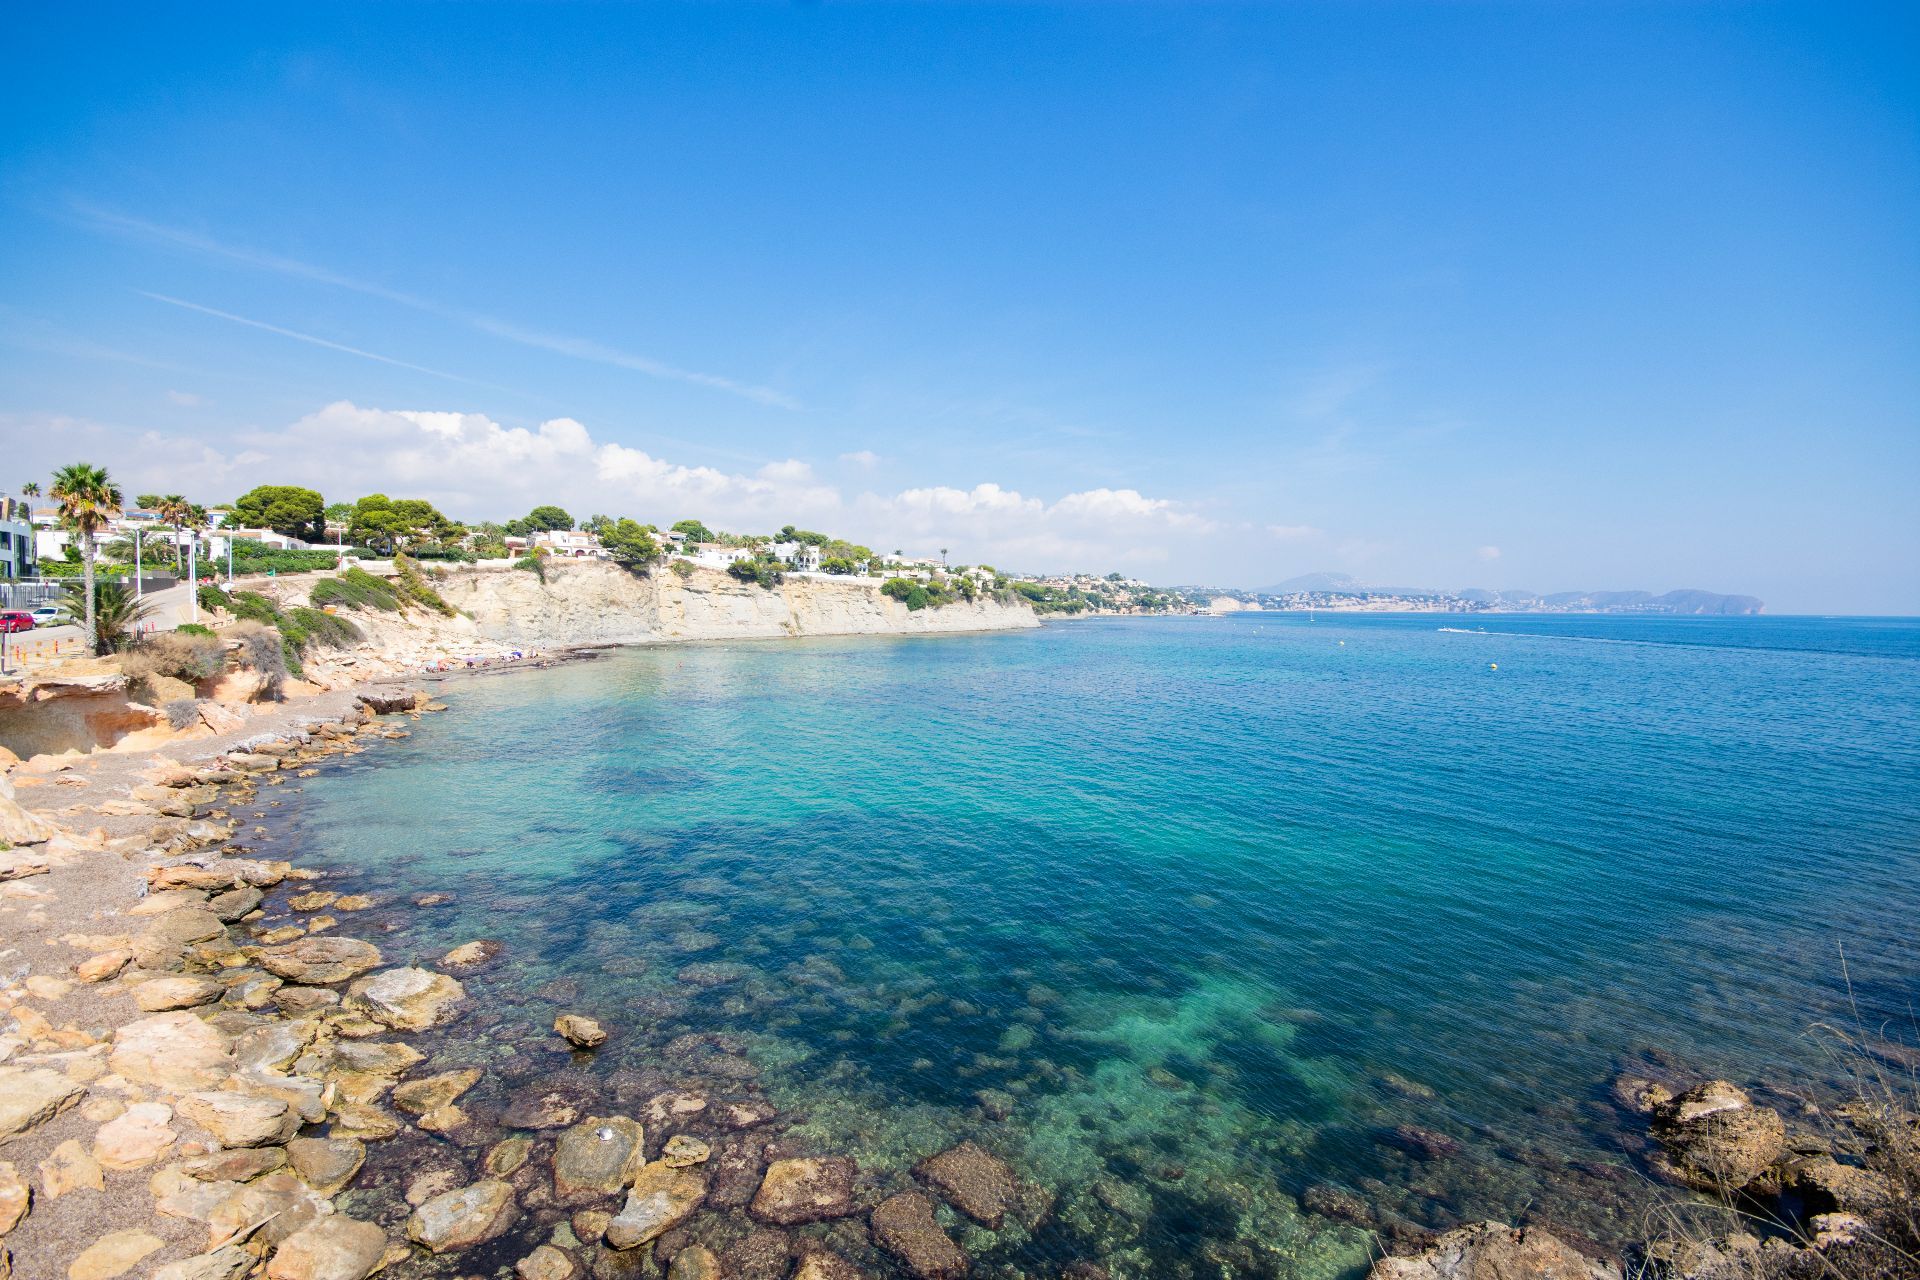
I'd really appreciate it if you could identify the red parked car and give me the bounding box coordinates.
[0,611,34,633]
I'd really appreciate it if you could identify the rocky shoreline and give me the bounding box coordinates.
[2,669,1911,1280]
[0,678,1082,1280]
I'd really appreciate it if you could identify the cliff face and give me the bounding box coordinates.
[435,560,1039,649]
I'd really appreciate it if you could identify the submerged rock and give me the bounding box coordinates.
[1649,1081,1785,1193]
[406,1179,520,1253]
[1367,1222,1619,1280]
[517,1244,578,1280]
[553,1117,647,1204]
[792,1249,869,1280]
[915,1142,1016,1229]
[871,1191,969,1280]
[721,1228,794,1280]
[666,1246,721,1280]
[504,1082,596,1130]
[750,1156,859,1225]
[603,1162,706,1249]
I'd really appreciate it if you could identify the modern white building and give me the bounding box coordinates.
[531,530,602,559]
[0,497,35,580]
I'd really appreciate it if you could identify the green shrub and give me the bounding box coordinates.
[669,559,695,579]
[882,577,931,611]
[394,553,456,616]
[196,584,227,614]
[175,623,215,637]
[284,606,362,651]
[727,555,784,589]
[226,542,377,574]
[224,591,283,627]
[515,553,548,583]
[310,568,400,612]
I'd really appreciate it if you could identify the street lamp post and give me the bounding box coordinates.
[188,535,197,625]
[134,527,143,601]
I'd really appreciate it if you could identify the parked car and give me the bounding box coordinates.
[29,606,62,625]
[0,611,34,633]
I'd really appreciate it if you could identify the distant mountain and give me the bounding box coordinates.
[1264,571,1363,593]
[1259,572,1763,615]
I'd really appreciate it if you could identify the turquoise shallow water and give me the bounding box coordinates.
[262,614,1920,1277]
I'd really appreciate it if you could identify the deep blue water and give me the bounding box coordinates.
[263,614,1920,1279]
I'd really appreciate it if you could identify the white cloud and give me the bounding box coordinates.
[8,402,1209,574]
[1266,523,1323,540]
[166,390,204,407]
[1477,545,1502,561]
[839,450,881,468]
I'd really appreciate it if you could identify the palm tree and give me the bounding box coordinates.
[156,495,192,575]
[183,504,210,579]
[59,580,156,654]
[940,547,949,568]
[20,481,40,499]
[50,463,123,654]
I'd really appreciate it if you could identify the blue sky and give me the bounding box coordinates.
[2,3,1915,611]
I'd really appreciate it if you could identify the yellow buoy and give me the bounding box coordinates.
[1489,663,1497,670]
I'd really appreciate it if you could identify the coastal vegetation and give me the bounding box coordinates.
[393,552,457,616]
[232,484,326,541]
[310,567,403,612]
[57,578,155,652]
[49,460,122,651]
[727,549,786,588]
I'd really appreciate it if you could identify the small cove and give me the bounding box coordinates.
[244,615,1920,1278]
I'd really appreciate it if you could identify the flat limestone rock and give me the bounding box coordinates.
[604,1162,706,1249]
[552,1117,645,1204]
[110,1012,233,1091]
[68,1230,166,1280]
[346,967,464,1031]
[915,1142,1017,1229]
[871,1192,969,1280]
[0,1067,85,1141]
[285,1137,366,1196]
[0,1161,29,1233]
[749,1157,859,1226]
[151,1246,254,1280]
[38,1140,105,1197]
[255,937,383,985]
[179,1091,298,1148]
[1367,1222,1620,1280]
[133,975,225,1012]
[92,1103,176,1170]
[265,1215,389,1280]
[406,1180,519,1253]
[392,1069,482,1116]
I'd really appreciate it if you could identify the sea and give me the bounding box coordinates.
[253,613,1920,1278]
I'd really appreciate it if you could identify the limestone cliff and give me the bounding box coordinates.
[436,560,1039,649]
